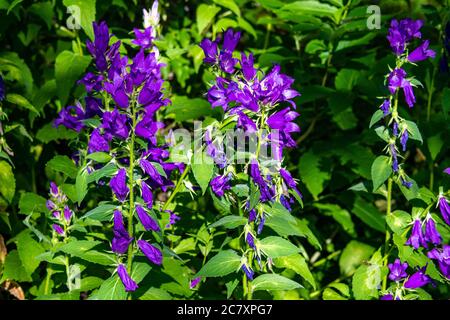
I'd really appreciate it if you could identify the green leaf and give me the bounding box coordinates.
[371,155,392,191]
[6,93,38,114]
[196,4,221,34]
[75,168,88,205]
[314,203,355,236]
[369,109,384,128]
[427,134,443,161]
[396,177,420,201]
[46,155,78,179]
[213,0,240,16]
[36,123,78,143]
[17,193,47,215]
[274,254,316,289]
[208,215,247,229]
[281,1,338,22]
[339,240,375,276]
[442,88,450,119]
[63,0,96,40]
[130,262,152,284]
[258,236,299,258]
[196,250,241,277]
[86,152,112,163]
[87,163,117,184]
[81,203,117,221]
[251,274,303,292]
[404,120,422,144]
[92,274,127,300]
[192,152,214,194]
[0,250,32,282]
[352,197,385,233]
[352,263,381,300]
[386,210,411,234]
[298,150,330,200]
[15,230,45,275]
[225,279,239,299]
[334,69,360,91]
[139,287,172,300]
[55,50,91,105]
[0,160,15,203]
[374,126,390,143]
[0,52,33,95]
[166,96,221,122]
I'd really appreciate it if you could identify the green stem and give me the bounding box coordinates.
[382,177,393,291]
[44,268,53,295]
[429,163,434,192]
[126,100,137,275]
[162,165,190,211]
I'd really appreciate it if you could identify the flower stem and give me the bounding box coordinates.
[382,177,393,291]
[162,165,190,212]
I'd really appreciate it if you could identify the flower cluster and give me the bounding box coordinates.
[378,19,435,187]
[45,182,73,238]
[54,8,182,292]
[200,29,303,282]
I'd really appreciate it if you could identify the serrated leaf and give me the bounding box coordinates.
[339,240,375,276]
[192,152,214,194]
[196,4,221,34]
[274,254,316,289]
[259,236,299,258]
[208,215,247,229]
[352,197,385,233]
[0,160,15,203]
[404,120,422,144]
[46,155,78,179]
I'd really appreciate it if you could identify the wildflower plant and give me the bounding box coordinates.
[194,28,312,298]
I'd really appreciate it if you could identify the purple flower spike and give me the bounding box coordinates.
[190,277,202,289]
[137,239,163,265]
[210,174,232,197]
[102,109,129,141]
[424,218,442,245]
[110,168,129,202]
[380,99,390,116]
[438,196,450,225]
[444,168,450,175]
[111,210,133,254]
[280,168,302,198]
[117,264,138,292]
[388,259,408,282]
[404,266,432,289]
[249,160,273,202]
[136,205,160,232]
[408,40,436,63]
[405,219,427,250]
[400,130,409,152]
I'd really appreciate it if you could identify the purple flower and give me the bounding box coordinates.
[387,68,407,94]
[86,21,111,71]
[241,264,254,280]
[0,76,5,101]
[246,233,256,250]
[135,112,163,142]
[222,28,241,53]
[210,174,232,197]
[137,239,162,265]
[280,168,302,198]
[85,97,103,118]
[404,266,432,289]
[110,168,129,202]
[140,159,164,186]
[219,51,238,74]
[380,294,394,300]
[63,206,72,222]
[257,214,266,234]
[46,200,56,211]
[405,219,426,250]
[132,27,154,49]
[240,52,256,81]
[390,144,398,172]
[140,181,153,209]
[388,259,408,282]
[400,177,413,189]
[408,40,436,63]
[102,109,129,141]
[260,65,300,107]
[402,81,416,108]
[207,77,236,110]
[111,210,133,254]
[248,208,257,222]
[424,218,441,245]
[50,182,59,197]
[52,224,64,235]
[427,246,450,279]
[136,205,160,232]
[438,196,450,225]
[205,129,227,169]
[190,277,202,289]
[235,111,257,133]
[165,211,181,228]
[400,130,409,152]
[200,38,218,64]
[104,73,130,108]
[249,160,273,202]
[444,167,450,175]
[88,129,109,153]
[266,108,300,147]
[78,72,103,92]
[54,104,85,132]
[380,99,390,116]
[117,264,138,292]
[387,19,423,55]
